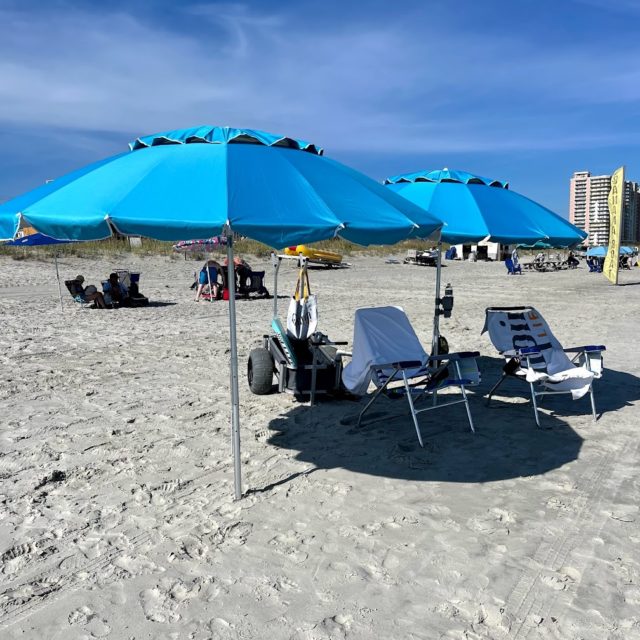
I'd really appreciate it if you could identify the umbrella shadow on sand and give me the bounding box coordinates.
[263,356,640,485]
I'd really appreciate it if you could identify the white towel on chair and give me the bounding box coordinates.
[342,306,428,396]
[525,366,594,399]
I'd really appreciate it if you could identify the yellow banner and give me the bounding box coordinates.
[604,166,624,285]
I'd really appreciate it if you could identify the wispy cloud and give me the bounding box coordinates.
[0,1,637,158]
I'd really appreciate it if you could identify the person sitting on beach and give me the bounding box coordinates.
[223,256,252,289]
[72,275,107,308]
[195,260,221,301]
[103,272,128,306]
[566,250,579,268]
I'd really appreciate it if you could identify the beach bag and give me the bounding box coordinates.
[286,267,318,340]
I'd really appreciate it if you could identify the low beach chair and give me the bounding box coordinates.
[219,266,270,299]
[102,269,148,306]
[64,279,92,307]
[483,306,605,427]
[342,306,480,446]
[587,258,603,273]
[504,258,522,275]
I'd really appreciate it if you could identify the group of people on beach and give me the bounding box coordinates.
[71,272,131,308]
[194,256,252,302]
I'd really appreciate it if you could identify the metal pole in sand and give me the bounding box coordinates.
[55,253,64,313]
[431,241,443,356]
[226,234,242,499]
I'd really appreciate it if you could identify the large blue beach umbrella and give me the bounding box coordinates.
[385,168,586,246]
[385,168,587,350]
[0,126,443,499]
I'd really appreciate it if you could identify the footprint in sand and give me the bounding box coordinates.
[541,566,579,591]
[139,578,202,623]
[68,605,111,637]
[209,521,253,550]
[269,530,309,564]
[467,508,516,534]
[1,537,56,576]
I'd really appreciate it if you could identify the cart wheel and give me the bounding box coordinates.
[248,348,275,395]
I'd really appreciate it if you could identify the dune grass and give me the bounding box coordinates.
[1,235,443,262]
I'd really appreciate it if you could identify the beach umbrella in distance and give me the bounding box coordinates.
[516,241,554,250]
[586,246,633,258]
[385,168,586,246]
[0,125,443,499]
[385,168,587,351]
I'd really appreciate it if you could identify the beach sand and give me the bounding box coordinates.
[1,252,639,639]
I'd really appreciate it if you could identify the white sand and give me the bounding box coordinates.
[1,252,639,639]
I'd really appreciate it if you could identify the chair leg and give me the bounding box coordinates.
[402,371,424,448]
[455,361,475,433]
[357,369,398,427]
[486,373,507,405]
[589,384,597,421]
[530,382,542,428]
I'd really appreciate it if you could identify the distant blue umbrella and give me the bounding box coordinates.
[0,126,444,499]
[516,241,554,250]
[385,168,586,246]
[586,245,633,257]
[385,168,587,352]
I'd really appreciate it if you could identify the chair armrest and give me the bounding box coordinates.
[391,360,424,369]
[518,346,542,355]
[428,351,480,362]
[373,360,424,370]
[563,345,606,353]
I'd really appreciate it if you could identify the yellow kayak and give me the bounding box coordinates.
[284,245,343,265]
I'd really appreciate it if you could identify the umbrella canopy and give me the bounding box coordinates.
[586,245,634,257]
[4,232,72,246]
[516,241,554,250]
[173,237,228,253]
[0,126,442,246]
[385,168,586,247]
[0,126,444,500]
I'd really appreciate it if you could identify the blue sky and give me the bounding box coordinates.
[1,0,638,216]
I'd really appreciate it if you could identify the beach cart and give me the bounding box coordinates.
[247,254,348,403]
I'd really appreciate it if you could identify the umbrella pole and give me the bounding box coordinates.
[431,241,442,355]
[206,261,212,302]
[226,235,242,500]
[272,252,281,321]
[55,253,64,313]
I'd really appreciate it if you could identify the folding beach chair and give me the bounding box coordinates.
[219,265,270,299]
[64,279,93,308]
[342,306,480,446]
[483,306,605,427]
[504,258,522,275]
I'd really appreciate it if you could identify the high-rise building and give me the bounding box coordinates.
[569,171,640,245]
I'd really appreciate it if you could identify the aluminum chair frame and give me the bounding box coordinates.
[484,305,605,427]
[358,352,480,447]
